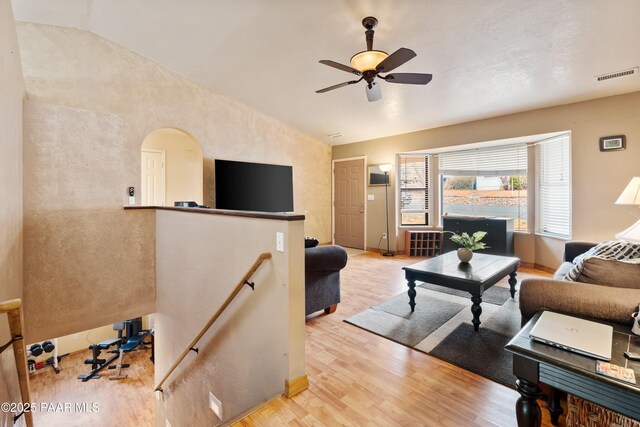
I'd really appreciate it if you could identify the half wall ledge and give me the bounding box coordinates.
[124,205,305,221]
[125,204,308,425]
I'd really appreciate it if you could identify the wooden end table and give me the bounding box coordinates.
[402,251,520,331]
[505,311,640,427]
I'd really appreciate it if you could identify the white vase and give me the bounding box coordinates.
[457,248,473,263]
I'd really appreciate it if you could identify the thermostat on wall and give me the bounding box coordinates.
[128,187,135,205]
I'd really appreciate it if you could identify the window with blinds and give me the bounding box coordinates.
[535,134,571,238]
[399,155,429,226]
[439,144,528,231]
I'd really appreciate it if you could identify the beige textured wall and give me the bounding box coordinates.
[17,22,331,340]
[142,128,204,206]
[154,210,305,426]
[23,102,157,342]
[333,92,640,268]
[0,0,24,421]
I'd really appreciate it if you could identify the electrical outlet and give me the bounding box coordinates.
[382,233,387,240]
[209,391,223,420]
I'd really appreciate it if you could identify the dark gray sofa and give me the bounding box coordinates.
[305,245,348,316]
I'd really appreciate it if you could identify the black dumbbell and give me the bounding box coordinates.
[42,340,55,353]
[29,344,43,357]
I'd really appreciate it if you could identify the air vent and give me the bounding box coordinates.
[327,132,343,139]
[594,67,638,83]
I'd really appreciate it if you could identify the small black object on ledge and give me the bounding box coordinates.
[174,201,210,208]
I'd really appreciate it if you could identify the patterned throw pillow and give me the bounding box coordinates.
[564,240,640,281]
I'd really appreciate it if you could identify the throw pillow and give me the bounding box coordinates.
[565,240,640,281]
[304,237,319,248]
[576,256,640,289]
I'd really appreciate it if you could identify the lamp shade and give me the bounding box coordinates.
[378,163,392,173]
[615,219,640,243]
[350,50,388,72]
[615,177,640,205]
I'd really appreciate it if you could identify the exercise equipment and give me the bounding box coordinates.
[42,340,55,353]
[77,337,122,381]
[29,344,43,357]
[27,338,63,374]
[78,318,151,381]
[107,325,152,380]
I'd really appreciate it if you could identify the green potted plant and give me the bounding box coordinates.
[444,231,489,262]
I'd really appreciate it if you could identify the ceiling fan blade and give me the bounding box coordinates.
[375,47,416,73]
[365,82,382,102]
[319,60,362,76]
[316,79,361,93]
[382,73,433,85]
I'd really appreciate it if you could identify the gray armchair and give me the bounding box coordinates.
[305,245,348,316]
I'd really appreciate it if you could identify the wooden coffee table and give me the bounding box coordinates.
[403,251,520,331]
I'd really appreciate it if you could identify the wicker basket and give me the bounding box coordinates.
[566,394,640,427]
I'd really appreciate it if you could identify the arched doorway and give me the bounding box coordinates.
[140,128,203,206]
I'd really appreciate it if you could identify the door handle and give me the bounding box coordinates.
[360,205,364,213]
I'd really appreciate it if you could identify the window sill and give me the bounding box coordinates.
[534,232,572,241]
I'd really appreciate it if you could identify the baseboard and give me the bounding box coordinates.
[365,247,399,255]
[284,374,309,398]
[226,375,310,424]
[225,393,282,425]
[533,263,556,274]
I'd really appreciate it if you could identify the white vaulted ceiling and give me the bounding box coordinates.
[12,0,640,144]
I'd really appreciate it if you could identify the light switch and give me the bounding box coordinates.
[368,194,375,201]
[276,232,284,252]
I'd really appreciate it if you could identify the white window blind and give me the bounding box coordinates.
[536,134,571,238]
[438,144,528,176]
[400,155,429,226]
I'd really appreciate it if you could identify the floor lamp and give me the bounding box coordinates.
[615,176,640,242]
[379,163,394,256]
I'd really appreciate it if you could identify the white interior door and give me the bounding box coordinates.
[141,149,166,206]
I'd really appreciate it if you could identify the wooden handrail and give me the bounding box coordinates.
[155,252,272,392]
[0,299,33,427]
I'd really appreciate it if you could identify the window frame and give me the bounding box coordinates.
[437,143,529,232]
[398,154,431,227]
[535,134,572,239]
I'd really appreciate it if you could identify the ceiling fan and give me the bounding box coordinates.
[316,16,433,102]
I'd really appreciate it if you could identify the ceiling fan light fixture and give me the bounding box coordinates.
[350,50,388,72]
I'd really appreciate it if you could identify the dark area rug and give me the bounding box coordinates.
[345,285,522,388]
[418,282,512,305]
[429,323,515,387]
[345,293,466,347]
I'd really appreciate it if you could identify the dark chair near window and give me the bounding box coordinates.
[305,245,348,316]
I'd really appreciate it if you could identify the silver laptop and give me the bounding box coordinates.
[529,311,613,360]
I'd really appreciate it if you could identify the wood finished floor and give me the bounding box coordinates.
[28,251,559,426]
[236,252,560,427]
[28,346,155,427]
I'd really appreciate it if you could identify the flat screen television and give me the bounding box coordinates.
[215,159,294,212]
